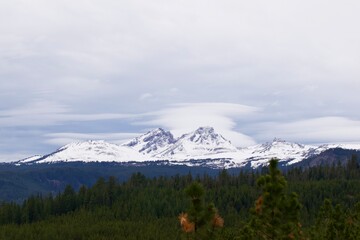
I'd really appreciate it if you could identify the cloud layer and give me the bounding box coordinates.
[1,1,360,161]
[254,117,360,144]
[140,103,259,146]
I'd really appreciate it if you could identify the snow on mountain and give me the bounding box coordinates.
[231,138,318,168]
[122,128,175,155]
[312,143,360,154]
[30,140,147,164]
[18,155,43,163]
[16,127,360,168]
[155,127,238,159]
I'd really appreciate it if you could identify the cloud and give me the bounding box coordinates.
[139,93,154,101]
[0,100,135,127]
[169,88,179,93]
[1,1,360,160]
[0,153,32,163]
[1,0,360,116]
[139,102,259,146]
[254,117,360,144]
[45,132,139,146]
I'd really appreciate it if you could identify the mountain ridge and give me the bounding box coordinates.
[16,127,360,169]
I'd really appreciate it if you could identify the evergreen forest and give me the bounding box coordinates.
[1,157,360,239]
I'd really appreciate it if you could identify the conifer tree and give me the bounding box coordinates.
[346,202,360,239]
[179,182,224,240]
[240,158,304,240]
[311,199,360,240]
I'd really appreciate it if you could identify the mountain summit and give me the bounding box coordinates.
[155,127,237,158]
[16,127,360,169]
[27,140,145,164]
[123,128,176,155]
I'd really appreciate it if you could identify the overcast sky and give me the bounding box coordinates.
[1,0,360,161]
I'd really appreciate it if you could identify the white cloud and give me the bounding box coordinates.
[169,88,179,93]
[1,1,360,159]
[0,100,135,127]
[45,132,139,146]
[0,153,32,163]
[139,93,154,101]
[140,102,259,146]
[1,0,359,113]
[254,117,360,144]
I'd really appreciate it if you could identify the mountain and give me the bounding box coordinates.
[292,147,360,168]
[155,127,238,159]
[23,140,146,164]
[19,155,43,163]
[15,127,360,169]
[230,138,318,168]
[123,128,176,155]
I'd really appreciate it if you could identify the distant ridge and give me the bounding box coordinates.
[16,127,360,169]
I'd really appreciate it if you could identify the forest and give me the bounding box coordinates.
[0,157,360,239]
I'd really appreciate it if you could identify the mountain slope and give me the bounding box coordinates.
[155,127,238,159]
[123,128,175,155]
[292,148,360,168]
[16,127,360,169]
[230,138,317,168]
[28,140,146,164]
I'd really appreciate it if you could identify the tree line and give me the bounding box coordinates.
[0,156,360,239]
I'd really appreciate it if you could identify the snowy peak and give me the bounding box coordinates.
[59,140,107,150]
[187,127,230,145]
[240,138,316,168]
[123,128,175,155]
[18,155,43,163]
[33,140,145,164]
[58,140,125,155]
[16,127,360,169]
[258,138,306,153]
[156,127,238,158]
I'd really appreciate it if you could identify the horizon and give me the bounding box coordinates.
[13,126,360,163]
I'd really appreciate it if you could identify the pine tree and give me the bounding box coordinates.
[179,182,224,240]
[240,158,304,240]
[311,199,360,240]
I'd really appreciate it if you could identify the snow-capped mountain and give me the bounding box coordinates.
[26,140,146,164]
[230,138,317,168]
[16,127,360,168]
[155,127,238,158]
[123,128,176,155]
[19,155,43,163]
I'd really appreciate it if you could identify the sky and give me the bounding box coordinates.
[1,0,360,161]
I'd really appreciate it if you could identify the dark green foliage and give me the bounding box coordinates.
[181,182,223,239]
[309,199,360,240]
[240,159,303,240]
[0,210,180,240]
[0,163,222,202]
[0,156,360,239]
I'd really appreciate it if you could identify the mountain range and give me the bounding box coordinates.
[16,127,360,169]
